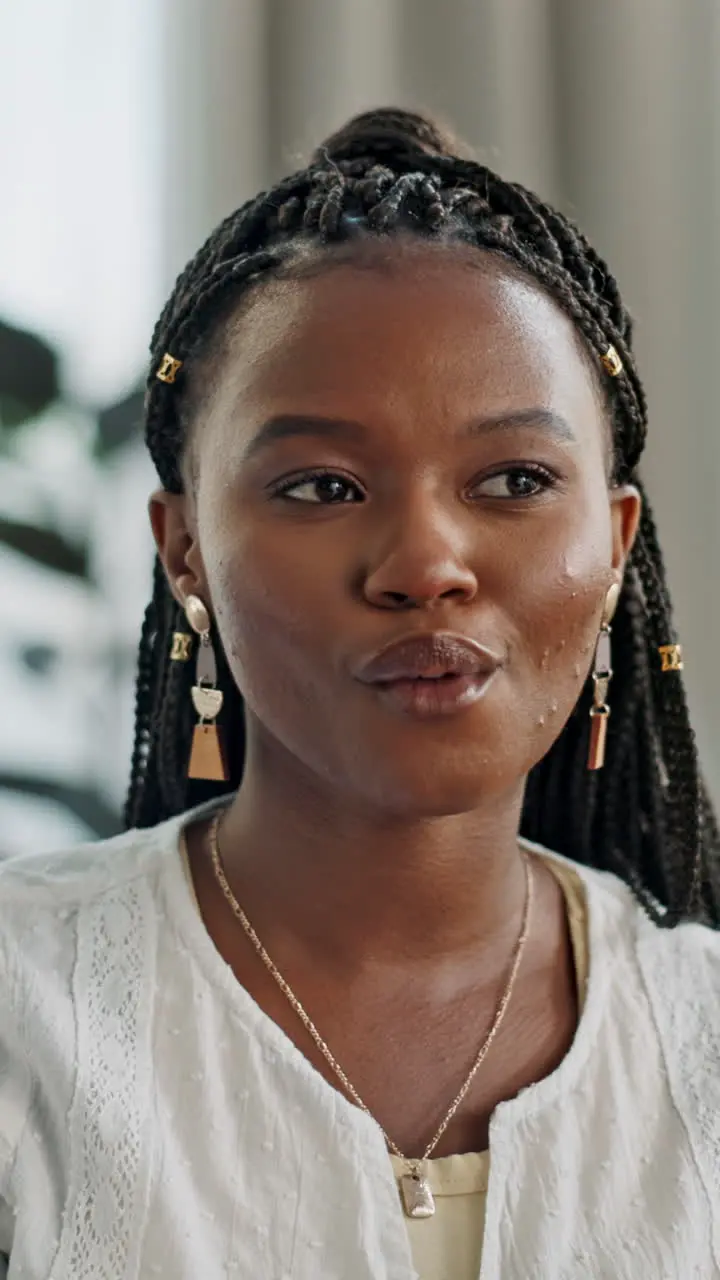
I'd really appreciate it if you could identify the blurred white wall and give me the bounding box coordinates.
[2,0,718,851]
[0,0,165,401]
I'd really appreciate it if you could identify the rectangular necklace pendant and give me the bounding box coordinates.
[400,1170,436,1218]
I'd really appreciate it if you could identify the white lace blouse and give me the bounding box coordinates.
[1,796,720,1279]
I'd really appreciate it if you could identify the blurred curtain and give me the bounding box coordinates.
[162,0,720,798]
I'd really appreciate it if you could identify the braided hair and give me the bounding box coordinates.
[125,107,720,928]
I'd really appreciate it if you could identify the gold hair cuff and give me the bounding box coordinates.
[601,345,623,377]
[658,644,683,672]
[157,353,183,384]
[170,632,193,661]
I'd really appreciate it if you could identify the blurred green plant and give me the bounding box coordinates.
[96,386,145,459]
[0,316,144,839]
[0,318,58,425]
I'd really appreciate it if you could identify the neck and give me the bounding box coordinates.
[215,742,529,966]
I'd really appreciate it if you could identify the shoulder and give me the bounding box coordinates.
[0,819,176,911]
[0,792,232,1025]
[521,836,647,947]
[0,796,226,1070]
[560,846,720,1009]
[544,844,720,1194]
[633,911,720,1204]
[0,931,32,1186]
[635,909,720,1054]
[525,836,720,963]
[0,816,178,1082]
[0,798,225,1184]
[0,794,228,912]
[523,835,720,1052]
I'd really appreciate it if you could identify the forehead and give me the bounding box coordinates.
[199,245,606,447]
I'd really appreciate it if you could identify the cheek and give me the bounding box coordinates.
[201,515,327,704]
[506,515,613,713]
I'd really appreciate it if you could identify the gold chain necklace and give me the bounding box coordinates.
[207,815,534,1220]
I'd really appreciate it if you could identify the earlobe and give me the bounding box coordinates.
[148,489,208,608]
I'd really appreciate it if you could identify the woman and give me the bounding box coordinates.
[1,107,719,1280]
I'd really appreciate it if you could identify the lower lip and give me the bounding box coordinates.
[370,672,497,717]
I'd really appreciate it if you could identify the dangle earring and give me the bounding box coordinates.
[587,582,621,772]
[184,594,229,783]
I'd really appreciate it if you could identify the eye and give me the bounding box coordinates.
[470,465,558,500]
[271,469,365,504]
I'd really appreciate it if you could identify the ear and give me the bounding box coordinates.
[148,489,209,610]
[609,483,642,581]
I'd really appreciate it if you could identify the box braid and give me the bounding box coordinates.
[125,106,720,928]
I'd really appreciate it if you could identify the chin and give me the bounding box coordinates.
[359,759,512,820]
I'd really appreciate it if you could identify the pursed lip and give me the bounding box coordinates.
[354,631,503,684]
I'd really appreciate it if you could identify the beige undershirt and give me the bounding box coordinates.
[179,835,589,1280]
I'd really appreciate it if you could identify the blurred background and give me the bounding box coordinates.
[2,0,719,852]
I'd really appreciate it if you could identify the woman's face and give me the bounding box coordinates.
[155,244,640,817]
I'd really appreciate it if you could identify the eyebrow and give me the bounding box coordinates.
[241,406,576,461]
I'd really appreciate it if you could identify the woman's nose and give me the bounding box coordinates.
[362,506,478,610]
